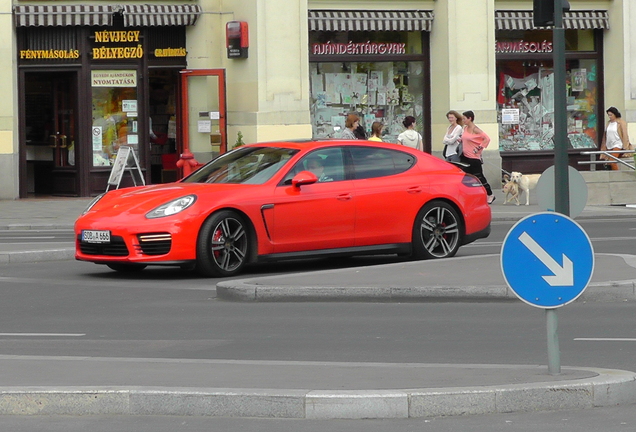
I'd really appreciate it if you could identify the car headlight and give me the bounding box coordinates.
[82,193,105,215]
[146,195,197,219]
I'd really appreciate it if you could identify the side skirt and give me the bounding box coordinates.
[256,243,412,263]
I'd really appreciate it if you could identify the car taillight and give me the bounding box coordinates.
[461,174,484,187]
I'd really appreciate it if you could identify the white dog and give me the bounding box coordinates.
[509,171,541,206]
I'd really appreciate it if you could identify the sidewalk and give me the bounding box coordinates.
[0,355,634,419]
[1,194,636,418]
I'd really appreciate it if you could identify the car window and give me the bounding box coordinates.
[282,148,346,185]
[350,146,416,180]
[183,147,298,184]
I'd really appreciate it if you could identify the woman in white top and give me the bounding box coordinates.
[397,116,423,151]
[600,107,630,171]
[442,110,463,162]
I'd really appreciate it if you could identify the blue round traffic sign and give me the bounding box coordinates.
[500,212,594,308]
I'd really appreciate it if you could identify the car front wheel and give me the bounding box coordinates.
[412,201,462,259]
[196,210,250,277]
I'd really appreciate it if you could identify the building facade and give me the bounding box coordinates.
[1,0,634,199]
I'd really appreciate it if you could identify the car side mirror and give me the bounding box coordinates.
[292,170,318,187]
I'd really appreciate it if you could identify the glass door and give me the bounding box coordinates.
[23,71,78,196]
[90,70,139,168]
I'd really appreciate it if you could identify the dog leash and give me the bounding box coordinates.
[482,159,512,177]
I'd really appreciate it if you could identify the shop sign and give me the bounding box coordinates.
[154,48,187,58]
[95,30,141,43]
[91,70,137,87]
[19,49,80,60]
[496,40,553,54]
[92,30,143,59]
[226,21,249,59]
[312,41,406,56]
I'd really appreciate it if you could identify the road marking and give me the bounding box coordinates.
[466,237,636,248]
[574,338,636,342]
[0,333,85,337]
[0,237,57,240]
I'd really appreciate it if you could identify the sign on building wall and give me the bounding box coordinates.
[91,70,137,87]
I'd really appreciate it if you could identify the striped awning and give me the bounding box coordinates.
[122,4,202,27]
[14,5,114,27]
[309,10,434,32]
[496,10,609,30]
[14,4,202,27]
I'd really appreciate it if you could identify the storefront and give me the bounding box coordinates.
[308,10,432,151]
[494,10,609,174]
[14,4,200,197]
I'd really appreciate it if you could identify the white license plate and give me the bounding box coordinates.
[82,230,111,243]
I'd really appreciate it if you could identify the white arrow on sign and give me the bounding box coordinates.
[518,231,574,287]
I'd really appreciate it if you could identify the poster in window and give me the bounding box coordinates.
[502,109,520,125]
[571,69,586,92]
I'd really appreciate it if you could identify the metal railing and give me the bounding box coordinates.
[578,149,635,171]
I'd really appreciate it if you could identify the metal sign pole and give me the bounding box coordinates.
[553,0,569,217]
[546,308,561,375]
[548,0,568,376]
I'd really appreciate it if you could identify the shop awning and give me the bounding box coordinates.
[14,4,202,27]
[122,4,202,27]
[309,10,434,32]
[14,5,114,27]
[496,10,609,30]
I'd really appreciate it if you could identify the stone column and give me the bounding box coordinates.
[431,0,499,183]
[0,0,18,199]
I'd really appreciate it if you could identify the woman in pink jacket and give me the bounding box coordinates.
[460,111,495,204]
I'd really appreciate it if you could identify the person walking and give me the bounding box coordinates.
[368,121,384,142]
[600,106,631,170]
[397,116,423,151]
[460,110,495,204]
[442,110,463,162]
[340,114,360,140]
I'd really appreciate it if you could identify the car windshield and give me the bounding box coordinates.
[183,147,299,184]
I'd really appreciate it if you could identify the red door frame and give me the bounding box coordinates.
[177,69,227,177]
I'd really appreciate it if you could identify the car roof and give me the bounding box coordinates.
[243,139,407,151]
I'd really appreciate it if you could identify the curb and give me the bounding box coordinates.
[216,279,636,303]
[0,368,634,419]
[0,248,74,264]
[216,280,515,302]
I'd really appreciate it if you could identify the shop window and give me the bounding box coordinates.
[310,61,424,143]
[497,59,598,151]
[90,70,139,167]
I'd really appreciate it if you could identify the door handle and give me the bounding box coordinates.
[59,135,67,148]
[337,193,352,201]
[407,186,422,194]
[49,135,58,148]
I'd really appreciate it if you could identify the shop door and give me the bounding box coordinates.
[149,69,180,184]
[178,69,227,177]
[22,71,78,196]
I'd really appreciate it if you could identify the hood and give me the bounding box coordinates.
[89,183,251,218]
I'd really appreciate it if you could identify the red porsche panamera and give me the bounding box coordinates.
[75,140,491,277]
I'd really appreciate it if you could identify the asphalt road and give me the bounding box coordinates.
[1,258,636,370]
[1,217,636,429]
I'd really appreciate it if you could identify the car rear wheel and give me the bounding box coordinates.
[106,263,147,272]
[412,201,462,259]
[196,210,250,277]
